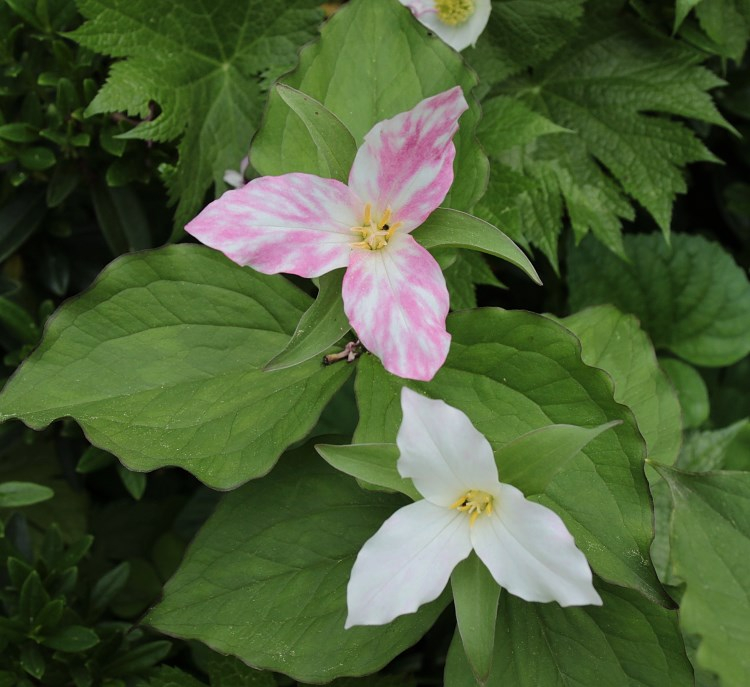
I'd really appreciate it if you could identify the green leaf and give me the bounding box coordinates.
[0,192,46,263]
[116,463,147,500]
[653,465,750,687]
[70,0,323,228]
[495,421,620,496]
[138,665,206,687]
[568,234,750,367]
[315,443,420,500]
[0,298,39,347]
[146,446,448,683]
[0,245,352,489]
[103,640,171,675]
[413,209,541,285]
[19,571,49,622]
[560,305,683,465]
[676,420,749,472]
[203,654,276,686]
[0,123,37,143]
[250,0,488,212]
[477,14,728,265]
[659,358,709,430]
[464,0,586,88]
[443,250,505,311]
[677,0,750,61]
[0,481,54,508]
[19,644,45,680]
[19,146,55,171]
[450,553,500,684]
[275,84,358,183]
[354,309,667,605]
[444,581,693,687]
[264,269,350,371]
[42,625,99,652]
[89,561,131,617]
[90,181,152,255]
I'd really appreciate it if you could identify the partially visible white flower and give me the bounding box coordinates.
[223,156,249,188]
[345,387,602,628]
[399,0,491,51]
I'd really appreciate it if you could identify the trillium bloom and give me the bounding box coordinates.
[345,388,602,628]
[399,0,491,52]
[186,88,468,381]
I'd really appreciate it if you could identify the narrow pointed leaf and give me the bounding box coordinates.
[275,84,358,182]
[496,421,621,496]
[414,209,541,285]
[265,269,350,371]
[315,442,420,500]
[450,553,500,684]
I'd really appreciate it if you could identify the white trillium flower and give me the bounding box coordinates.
[399,0,492,52]
[345,387,602,628]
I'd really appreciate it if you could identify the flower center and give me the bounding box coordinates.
[450,489,494,527]
[435,0,475,25]
[350,203,402,251]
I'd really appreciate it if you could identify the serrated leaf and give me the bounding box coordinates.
[0,245,352,489]
[250,0,488,212]
[560,305,683,465]
[477,13,728,264]
[413,209,541,285]
[445,581,693,687]
[568,233,750,367]
[264,269,350,371]
[146,446,448,683]
[70,0,323,228]
[653,465,750,687]
[353,309,668,605]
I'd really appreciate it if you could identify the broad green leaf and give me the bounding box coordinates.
[264,269,350,371]
[659,358,709,429]
[0,245,351,489]
[413,209,541,285]
[476,13,727,265]
[354,309,667,605]
[0,481,54,508]
[444,581,692,687]
[71,0,323,227]
[146,447,448,682]
[568,234,750,367]
[250,0,488,212]
[496,422,621,496]
[275,84,357,183]
[315,443,420,500]
[450,553,501,684]
[653,465,750,687]
[560,305,683,465]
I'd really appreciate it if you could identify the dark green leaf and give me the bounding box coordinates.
[0,192,46,263]
[90,181,152,255]
[19,643,45,679]
[19,146,56,171]
[0,481,54,508]
[42,625,99,652]
[659,358,709,430]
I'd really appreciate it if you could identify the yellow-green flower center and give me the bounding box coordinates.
[451,489,494,526]
[350,203,402,251]
[436,0,475,26]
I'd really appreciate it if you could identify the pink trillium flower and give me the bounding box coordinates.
[186,87,468,381]
[345,388,602,628]
[399,0,492,52]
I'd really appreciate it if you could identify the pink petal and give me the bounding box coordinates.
[186,173,363,278]
[348,87,468,233]
[342,233,451,381]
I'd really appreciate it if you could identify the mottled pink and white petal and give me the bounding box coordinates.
[471,483,603,607]
[186,173,363,278]
[346,499,472,627]
[348,87,468,232]
[342,233,450,381]
[397,388,499,507]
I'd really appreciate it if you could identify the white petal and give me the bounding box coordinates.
[345,500,472,627]
[417,0,492,51]
[396,388,499,507]
[471,483,602,606]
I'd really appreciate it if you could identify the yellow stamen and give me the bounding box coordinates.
[450,489,494,527]
[436,0,475,26]
[349,204,402,251]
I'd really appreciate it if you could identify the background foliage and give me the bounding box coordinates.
[1,0,749,685]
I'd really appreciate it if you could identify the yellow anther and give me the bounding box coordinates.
[436,0,475,25]
[349,204,401,251]
[451,489,494,527]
